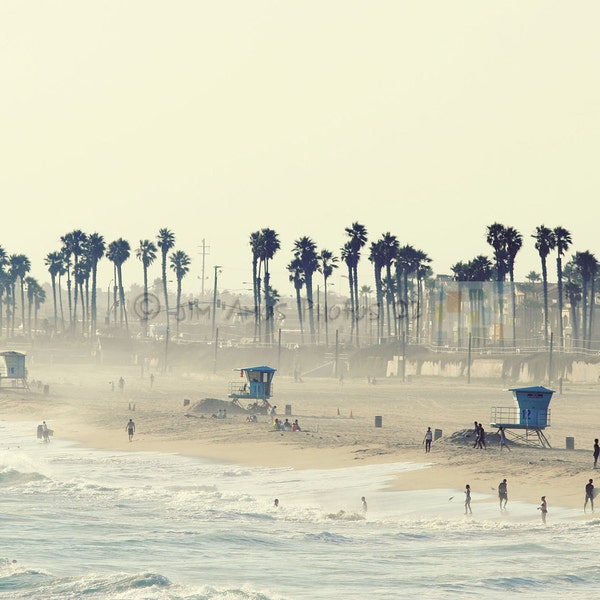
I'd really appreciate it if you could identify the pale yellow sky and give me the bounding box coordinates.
[1,1,599,295]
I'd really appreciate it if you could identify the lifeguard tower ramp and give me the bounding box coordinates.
[228,366,276,412]
[490,386,553,448]
[0,351,29,390]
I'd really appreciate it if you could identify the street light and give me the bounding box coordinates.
[212,265,222,336]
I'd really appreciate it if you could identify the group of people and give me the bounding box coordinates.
[272,418,301,431]
[463,478,547,522]
[212,409,227,419]
[472,421,487,449]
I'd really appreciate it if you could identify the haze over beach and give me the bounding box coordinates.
[3,2,600,598]
[1,1,600,293]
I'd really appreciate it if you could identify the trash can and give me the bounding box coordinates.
[566,437,575,450]
[375,416,382,428]
[285,404,292,416]
[434,428,443,440]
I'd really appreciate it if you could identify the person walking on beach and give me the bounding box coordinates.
[498,479,508,511]
[585,479,594,513]
[472,421,480,448]
[538,496,548,524]
[476,424,486,449]
[498,427,510,451]
[464,484,472,515]
[42,421,50,443]
[125,418,135,442]
[423,427,433,453]
[594,439,599,468]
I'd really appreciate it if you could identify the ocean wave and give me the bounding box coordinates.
[0,468,46,487]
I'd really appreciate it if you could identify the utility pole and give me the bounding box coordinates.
[199,239,210,296]
[212,265,222,337]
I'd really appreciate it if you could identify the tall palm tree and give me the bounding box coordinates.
[61,230,87,331]
[287,257,305,343]
[293,237,319,343]
[344,222,367,345]
[573,251,598,349]
[45,251,64,334]
[532,225,556,346]
[368,239,386,342]
[340,241,356,341]
[74,256,91,335]
[249,231,262,342]
[25,276,39,337]
[375,233,398,339]
[136,239,158,336]
[486,223,509,345]
[258,228,280,344]
[169,250,191,336]
[106,238,131,330]
[86,233,105,335]
[318,249,338,347]
[553,226,572,350]
[9,254,31,335]
[157,228,176,335]
[504,226,523,348]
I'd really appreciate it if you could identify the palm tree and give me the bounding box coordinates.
[340,242,356,340]
[61,230,87,331]
[9,254,31,335]
[136,239,158,336]
[553,227,572,350]
[157,228,176,335]
[368,239,386,342]
[318,249,338,347]
[44,251,64,334]
[287,257,305,343]
[74,256,91,335]
[293,237,319,343]
[532,225,556,346]
[486,223,509,345]
[375,234,398,339]
[258,228,280,344]
[169,250,191,336]
[86,233,105,335]
[573,251,598,349]
[249,231,262,342]
[504,226,523,348]
[106,238,131,330]
[344,222,368,345]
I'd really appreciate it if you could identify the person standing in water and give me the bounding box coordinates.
[125,418,135,442]
[464,484,472,515]
[538,496,548,524]
[594,439,599,469]
[585,479,594,513]
[498,479,508,511]
[361,496,368,514]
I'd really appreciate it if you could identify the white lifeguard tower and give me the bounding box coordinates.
[490,385,553,447]
[0,351,29,389]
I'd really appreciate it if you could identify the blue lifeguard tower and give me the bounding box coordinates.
[228,366,276,412]
[490,385,554,447]
[0,351,28,390]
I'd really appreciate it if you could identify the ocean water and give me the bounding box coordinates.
[1,422,600,599]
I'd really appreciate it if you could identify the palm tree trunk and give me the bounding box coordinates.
[541,258,549,347]
[51,275,57,334]
[91,266,97,335]
[588,278,595,349]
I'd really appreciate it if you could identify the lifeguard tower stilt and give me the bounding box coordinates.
[490,386,553,448]
[228,366,276,413]
[0,351,29,390]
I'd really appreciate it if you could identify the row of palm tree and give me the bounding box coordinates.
[36,229,192,338]
[0,248,45,337]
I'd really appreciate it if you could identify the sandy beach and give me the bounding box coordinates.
[2,363,599,513]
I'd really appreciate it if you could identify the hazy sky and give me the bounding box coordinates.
[2,1,599,298]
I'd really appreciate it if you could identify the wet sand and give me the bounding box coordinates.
[1,363,598,512]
